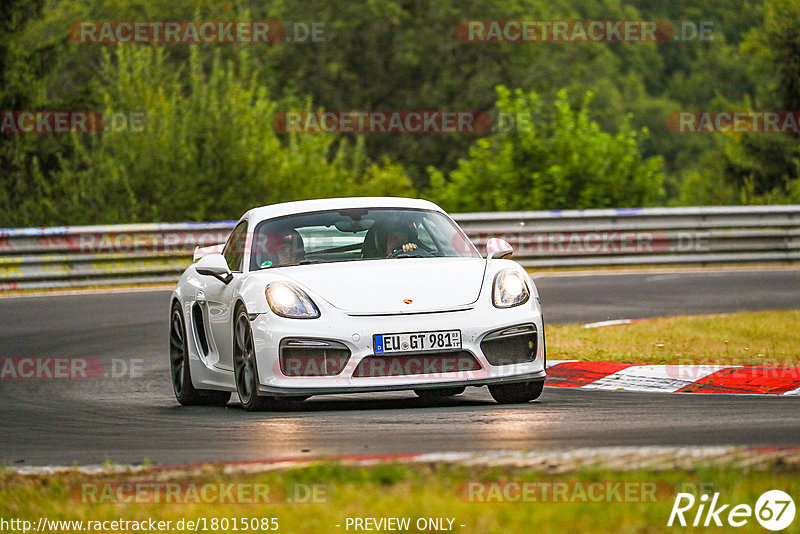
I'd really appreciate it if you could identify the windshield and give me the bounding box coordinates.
[249,208,480,270]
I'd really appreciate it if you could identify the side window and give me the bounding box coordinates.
[223,222,248,272]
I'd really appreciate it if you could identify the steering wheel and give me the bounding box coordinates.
[388,246,434,259]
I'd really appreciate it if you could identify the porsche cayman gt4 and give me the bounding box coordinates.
[169,197,546,411]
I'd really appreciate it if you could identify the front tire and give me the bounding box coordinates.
[233,307,306,411]
[488,380,544,404]
[233,307,272,411]
[169,303,231,407]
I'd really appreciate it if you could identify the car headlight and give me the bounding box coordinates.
[266,282,320,319]
[492,270,530,308]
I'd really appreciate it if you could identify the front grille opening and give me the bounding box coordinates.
[279,339,351,377]
[192,303,209,356]
[353,351,481,378]
[480,324,538,366]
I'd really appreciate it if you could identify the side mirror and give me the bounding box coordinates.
[195,253,233,284]
[486,238,513,260]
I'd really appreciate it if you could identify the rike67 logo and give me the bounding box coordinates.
[668,490,795,531]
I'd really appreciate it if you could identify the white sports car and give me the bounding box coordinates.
[169,197,546,410]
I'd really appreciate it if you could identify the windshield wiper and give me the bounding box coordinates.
[277,259,323,267]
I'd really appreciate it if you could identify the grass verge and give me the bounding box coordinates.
[1,462,797,533]
[547,310,800,366]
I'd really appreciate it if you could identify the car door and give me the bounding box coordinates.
[201,220,248,372]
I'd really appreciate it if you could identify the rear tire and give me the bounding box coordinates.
[488,380,544,404]
[414,386,466,399]
[170,303,231,407]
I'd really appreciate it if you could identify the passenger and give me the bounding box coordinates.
[276,230,306,266]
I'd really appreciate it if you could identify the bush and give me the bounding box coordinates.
[427,86,664,212]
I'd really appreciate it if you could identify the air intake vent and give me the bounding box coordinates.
[279,339,351,377]
[480,323,538,366]
[192,303,209,356]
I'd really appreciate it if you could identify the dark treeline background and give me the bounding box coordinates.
[1,0,799,226]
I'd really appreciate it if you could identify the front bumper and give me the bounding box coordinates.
[251,295,546,396]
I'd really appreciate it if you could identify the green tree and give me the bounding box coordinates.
[0,0,53,227]
[677,0,800,204]
[428,87,664,212]
[25,44,414,225]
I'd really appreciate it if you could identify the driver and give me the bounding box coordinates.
[361,217,420,259]
[384,222,418,257]
[385,228,417,258]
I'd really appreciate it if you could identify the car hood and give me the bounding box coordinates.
[280,257,487,315]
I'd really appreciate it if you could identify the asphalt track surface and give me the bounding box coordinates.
[1,268,799,466]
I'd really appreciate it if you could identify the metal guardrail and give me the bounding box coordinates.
[1,206,798,290]
[0,222,234,290]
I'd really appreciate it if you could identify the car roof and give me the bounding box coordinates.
[242,197,445,225]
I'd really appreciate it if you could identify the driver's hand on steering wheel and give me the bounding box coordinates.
[400,242,417,253]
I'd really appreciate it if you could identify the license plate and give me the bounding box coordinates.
[374,330,462,354]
